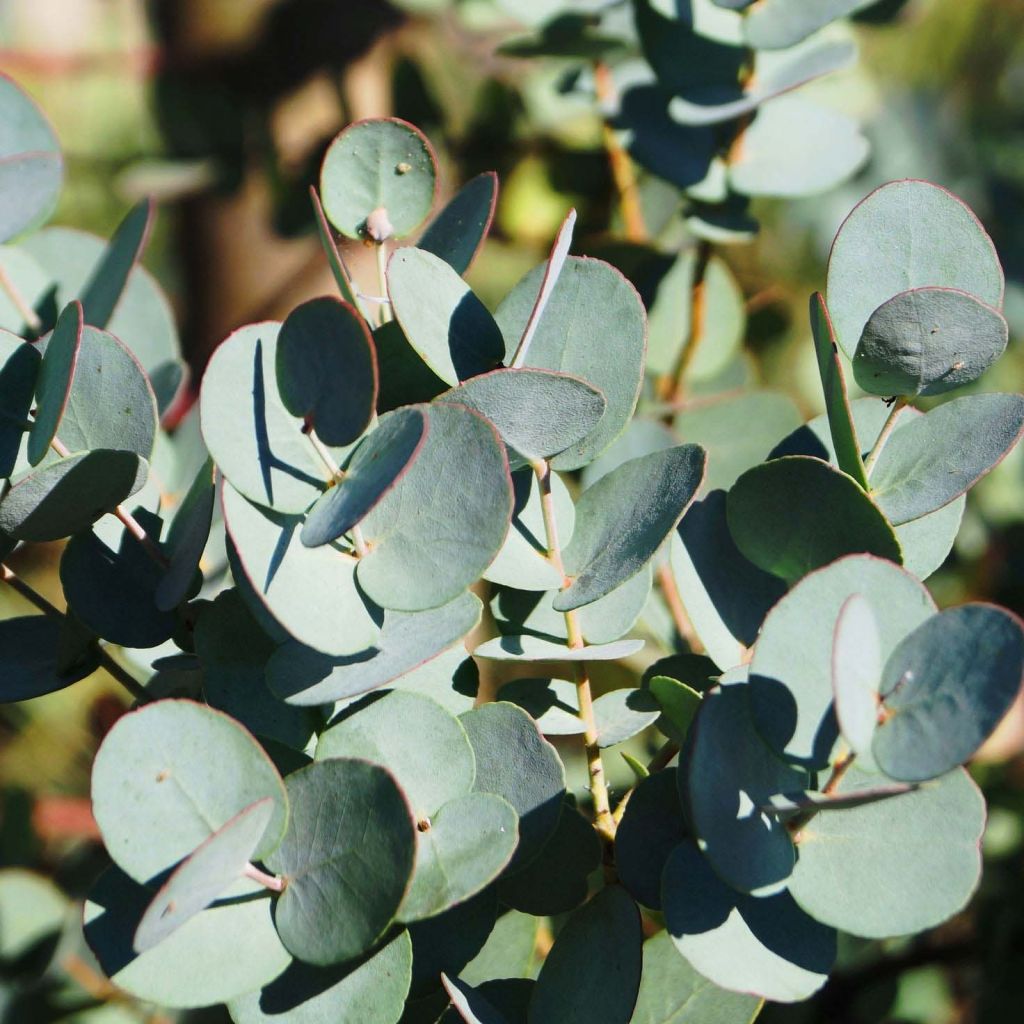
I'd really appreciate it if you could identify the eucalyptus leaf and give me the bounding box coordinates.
[727,456,902,584]
[357,402,513,611]
[498,799,599,916]
[80,199,153,330]
[630,930,762,1024]
[494,257,646,470]
[317,691,475,818]
[472,635,644,662]
[748,554,935,769]
[869,393,1024,524]
[615,769,686,911]
[420,172,497,275]
[155,457,215,611]
[267,591,480,706]
[388,248,505,386]
[91,699,288,883]
[400,793,519,922]
[495,678,583,736]
[85,868,290,1010]
[276,296,377,446]
[555,445,705,611]
[826,180,1004,359]
[0,75,62,242]
[670,490,786,671]
[321,118,438,240]
[301,406,427,548]
[0,329,38,477]
[437,369,606,465]
[873,604,1024,781]
[265,758,416,966]
[0,615,98,702]
[0,449,147,542]
[460,703,565,870]
[853,287,1008,397]
[134,798,275,952]
[662,841,835,1004]
[685,683,807,894]
[788,766,985,938]
[28,300,81,465]
[229,931,412,1024]
[529,886,642,1024]
[744,0,879,48]
[831,594,882,762]
[222,481,381,657]
[594,688,661,748]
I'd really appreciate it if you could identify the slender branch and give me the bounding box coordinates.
[305,427,342,482]
[594,61,647,243]
[655,563,702,653]
[659,239,713,403]
[375,243,392,326]
[863,397,908,477]
[647,739,680,774]
[531,459,616,844]
[245,862,286,892]
[0,563,150,703]
[0,262,42,334]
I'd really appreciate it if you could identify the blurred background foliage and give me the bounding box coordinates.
[1,1,1024,1021]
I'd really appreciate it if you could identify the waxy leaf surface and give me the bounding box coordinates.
[419,172,497,274]
[28,300,81,465]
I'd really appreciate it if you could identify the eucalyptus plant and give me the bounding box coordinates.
[1,62,1023,1024]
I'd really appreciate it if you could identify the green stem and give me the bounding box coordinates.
[304,429,368,556]
[531,459,616,844]
[863,397,908,477]
[0,563,150,703]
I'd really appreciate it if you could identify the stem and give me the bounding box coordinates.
[594,61,647,243]
[647,739,680,774]
[863,397,908,477]
[531,459,616,844]
[659,239,713,403]
[0,262,41,335]
[306,427,342,482]
[655,563,703,654]
[0,563,150,703]
[788,749,856,839]
[245,862,286,892]
[375,243,391,326]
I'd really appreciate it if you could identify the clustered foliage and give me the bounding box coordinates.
[0,1,1023,1019]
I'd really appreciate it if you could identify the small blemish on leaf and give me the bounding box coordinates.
[417,817,431,833]
[396,162,412,175]
[155,769,169,782]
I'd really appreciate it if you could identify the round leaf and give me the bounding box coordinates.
[853,287,1008,397]
[0,329,39,477]
[265,758,416,966]
[727,456,902,584]
[222,481,381,657]
[630,930,762,1024]
[388,248,505,385]
[357,402,513,612]
[494,679,583,736]
[436,368,606,466]
[593,688,661,748]
[399,793,518,922]
[788,766,985,938]
[0,615,97,702]
[555,445,706,611]
[529,886,641,1024]
[276,297,377,446]
[831,594,882,762]
[267,592,481,706]
[685,682,808,894]
[200,321,339,514]
[460,702,565,870]
[494,257,646,470]
[228,931,412,1024]
[300,406,427,547]
[0,449,146,542]
[748,554,935,769]
[873,604,1024,781]
[84,867,290,1010]
[826,180,1004,359]
[91,699,288,883]
[317,691,476,818]
[320,118,438,240]
[0,74,62,242]
[744,0,877,48]
[134,798,275,952]
[662,841,835,1004]
[472,635,644,662]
